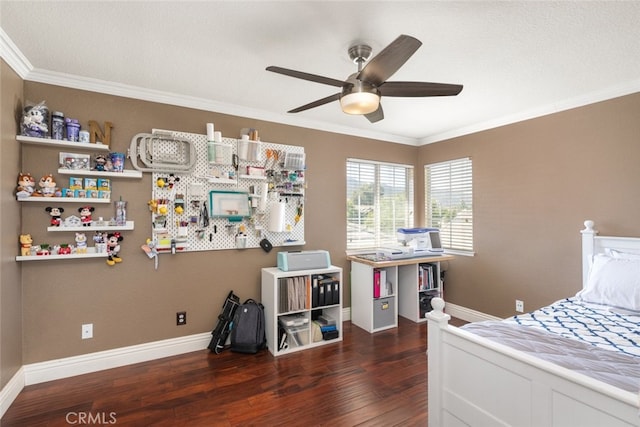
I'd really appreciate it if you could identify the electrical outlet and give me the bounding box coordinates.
[515,300,524,313]
[82,323,93,339]
[176,311,187,325]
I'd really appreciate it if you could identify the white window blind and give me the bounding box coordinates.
[425,158,473,253]
[347,159,414,249]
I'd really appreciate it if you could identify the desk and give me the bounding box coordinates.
[347,254,454,333]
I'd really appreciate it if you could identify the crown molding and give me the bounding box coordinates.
[419,79,640,145]
[0,27,32,78]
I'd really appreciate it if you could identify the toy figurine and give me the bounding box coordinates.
[106,232,123,266]
[21,101,49,138]
[94,154,108,171]
[19,234,33,256]
[78,206,95,226]
[45,206,65,227]
[57,244,72,255]
[167,174,180,189]
[35,174,60,197]
[16,173,36,199]
[75,232,88,254]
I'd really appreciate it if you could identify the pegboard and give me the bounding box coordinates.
[147,129,305,253]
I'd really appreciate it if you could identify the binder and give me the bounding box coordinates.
[332,281,340,304]
[311,275,319,308]
[325,281,333,306]
[373,269,381,298]
[379,269,387,297]
[318,283,325,306]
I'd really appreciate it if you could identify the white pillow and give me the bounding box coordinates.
[605,248,640,260]
[577,254,640,311]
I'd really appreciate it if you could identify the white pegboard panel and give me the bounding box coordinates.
[148,129,305,253]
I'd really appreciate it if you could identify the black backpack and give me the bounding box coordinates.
[207,291,241,354]
[230,299,267,354]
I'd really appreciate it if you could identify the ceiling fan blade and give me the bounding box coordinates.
[365,104,384,123]
[288,93,341,113]
[266,66,345,87]
[379,81,463,97]
[357,35,422,86]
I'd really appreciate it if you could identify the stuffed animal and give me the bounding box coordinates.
[75,232,88,254]
[19,234,33,256]
[45,206,64,227]
[78,206,95,226]
[16,172,36,199]
[36,174,59,197]
[21,102,49,138]
[94,154,107,171]
[106,232,123,266]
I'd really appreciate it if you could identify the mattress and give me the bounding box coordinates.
[462,298,640,392]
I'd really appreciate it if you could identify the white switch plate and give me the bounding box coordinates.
[82,323,93,339]
[515,300,524,313]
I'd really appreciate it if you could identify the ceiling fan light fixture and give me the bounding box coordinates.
[340,81,380,115]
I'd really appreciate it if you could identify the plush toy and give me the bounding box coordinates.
[21,101,49,138]
[94,154,107,171]
[19,234,33,256]
[106,232,123,266]
[75,232,87,254]
[45,206,65,227]
[35,174,59,197]
[167,174,180,189]
[78,206,95,226]
[16,173,36,199]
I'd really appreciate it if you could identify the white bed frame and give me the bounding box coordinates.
[427,220,640,427]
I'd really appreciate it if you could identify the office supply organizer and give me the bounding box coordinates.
[146,128,305,253]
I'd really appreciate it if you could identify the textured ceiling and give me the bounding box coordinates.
[2,1,640,145]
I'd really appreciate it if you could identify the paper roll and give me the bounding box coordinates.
[267,201,286,232]
[258,183,269,211]
[206,123,214,141]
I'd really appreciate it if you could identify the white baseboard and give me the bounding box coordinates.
[444,302,502,323]
[23,332,212,386]
[0,367,25,419]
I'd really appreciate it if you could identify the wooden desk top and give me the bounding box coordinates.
[347,253,454,268]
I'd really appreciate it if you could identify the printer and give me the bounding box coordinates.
[277,250,331,271]
[396,227,444,254]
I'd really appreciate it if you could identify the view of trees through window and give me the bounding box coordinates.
[347,160,414,249]
[425,158,473,252]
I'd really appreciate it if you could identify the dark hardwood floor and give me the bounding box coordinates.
[3,317,466,427]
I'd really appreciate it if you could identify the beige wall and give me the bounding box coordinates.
[419,92,640,317]
[19,82,418,363]
[1,61,24,388]
[7,75,640,365]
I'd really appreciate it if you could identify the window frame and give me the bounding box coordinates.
[346,158,414,251]
[424,157,474,255]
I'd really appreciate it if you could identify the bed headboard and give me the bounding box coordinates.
[581,219,640,288]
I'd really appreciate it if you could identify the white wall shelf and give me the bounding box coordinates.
[57,168,142,179]
[17,135,110,151]
[17,197,111,203]
[47,221,134,232]
[16,247,108,262]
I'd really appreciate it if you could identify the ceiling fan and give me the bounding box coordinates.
[266,34,463,123]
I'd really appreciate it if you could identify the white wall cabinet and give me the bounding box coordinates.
[261,266,342,356]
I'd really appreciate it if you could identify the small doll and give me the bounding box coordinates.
[21,102,49,138]
[45,206,64,227]
[36,174,59,197]
[19,234,33,256]
[106,232,123,266]
[78,206,95,226]
[75,232,87,254]
[16,173,36,199]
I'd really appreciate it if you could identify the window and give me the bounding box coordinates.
[347,159,414,249]
[425,158,473,253]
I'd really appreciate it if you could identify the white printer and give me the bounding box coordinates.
[277,250,331,271]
